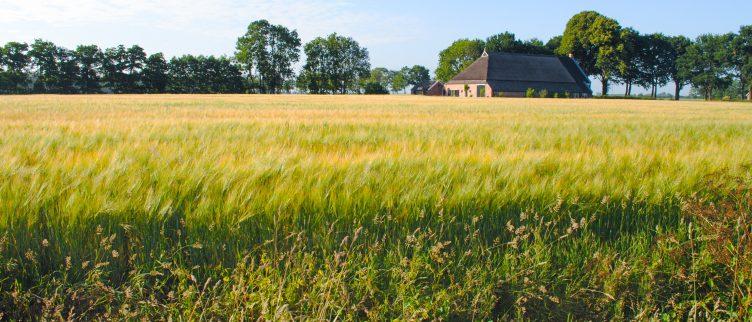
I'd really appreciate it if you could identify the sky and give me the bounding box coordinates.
[1,0,750,95]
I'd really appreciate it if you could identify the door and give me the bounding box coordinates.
[477,85,486,97]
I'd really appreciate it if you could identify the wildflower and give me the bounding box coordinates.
[112,250,119,258]
[192,242,203,249]
[41,239,49,247]
[82,261,90,269]
[25,249,36,262]
[65,256,72,270]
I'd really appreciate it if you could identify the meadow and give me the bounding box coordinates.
[1,95,751,320]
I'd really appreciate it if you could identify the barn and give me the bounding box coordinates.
[441,51,592,98]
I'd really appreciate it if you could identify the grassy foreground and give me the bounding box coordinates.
[1,95,751,320]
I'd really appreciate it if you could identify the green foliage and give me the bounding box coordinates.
[525,88,536,97]
[558,11,622,96]
[235,20,301,94]
[0,42,30,94]
[538,89,548,98]
[637,33,674,98]
[435,39,484,82]
[486,32,552,55]
[406,65,431,87]
[679,33,735,99]
[167,55,244,93]
[298,33,370,94]
[363,81,389,94]
[142,53,169,93]
[73,45,103,93]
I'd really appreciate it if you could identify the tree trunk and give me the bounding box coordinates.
[748,84,752,101]
[601,78,609,97]
[674,82,682,101]
[624,82,630,97]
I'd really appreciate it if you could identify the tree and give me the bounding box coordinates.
[406,65,431,88]
[637,33,674,98]
[615,28,642,96]
[668,36,692,100]
[558,11,622,96]
[485,32,552,55]
[298,33,370,94]
[102,45,128,93]
[0,42,30,94]
[435,39,484,82]
[143,53,169,93]
[167,55,243,94]
[731,26,752,100]
[367,67,393,90]
[29,39,60,93]
[546,36,562,53]
[124,45,146,93]
[363,81,388,94]
[679,34,734,100]
[73,45,103,93]
[391,69,408,93]
[485,32,517,53]
[56,47,80,93]
[236,20,301,93]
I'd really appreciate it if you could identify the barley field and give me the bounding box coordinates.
[1,95,751,320]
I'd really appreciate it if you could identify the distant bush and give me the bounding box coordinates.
[553,92,560,98]
[363,82,389,95]
[525,88,536,98]
[539,89,548,98]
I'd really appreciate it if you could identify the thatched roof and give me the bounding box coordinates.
[447,52,592,94]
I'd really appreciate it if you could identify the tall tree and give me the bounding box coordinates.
[236,20,301,93]
[391,68,408,93]
[298,33,370,94]
[0,42,30,93]
[485,32,552,55]
[406,65,431,88]
[637,33,674,98]
[435,39,484,82]
[558,11,622,96]
[56,47,80,93]
[616,28,642,96]
[124,45,146,93]
[679,34,734,100]
[731,26,752,100]
[73,45,103,93]
[367,67,393,90]
[668,36,692,100]
[102,45,128,93]
[546,36,562,53]
[29,39,60,93]
[143,53,169,93]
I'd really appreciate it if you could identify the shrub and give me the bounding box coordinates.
[539,89,549,98]
[553,92,560,98]
[525,88,536,98]
[564,91,571,98]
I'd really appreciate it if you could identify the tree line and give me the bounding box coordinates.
[0,20,429,95]
[436,11,752,100]
[3,14,750,99]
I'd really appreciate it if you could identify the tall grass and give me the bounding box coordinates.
[1,95,751,319]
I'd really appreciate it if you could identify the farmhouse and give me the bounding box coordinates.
[439,51,592,98]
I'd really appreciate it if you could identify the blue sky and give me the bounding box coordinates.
[1,0,750,94]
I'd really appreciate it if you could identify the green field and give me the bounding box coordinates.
[1,95,751,320]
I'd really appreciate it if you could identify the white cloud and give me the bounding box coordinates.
[0,0,422,45]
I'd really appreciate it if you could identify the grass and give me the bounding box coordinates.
[1,94,751,320]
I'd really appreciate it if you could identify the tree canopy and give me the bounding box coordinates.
[236,20,301,93]
[298,33,370,94]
